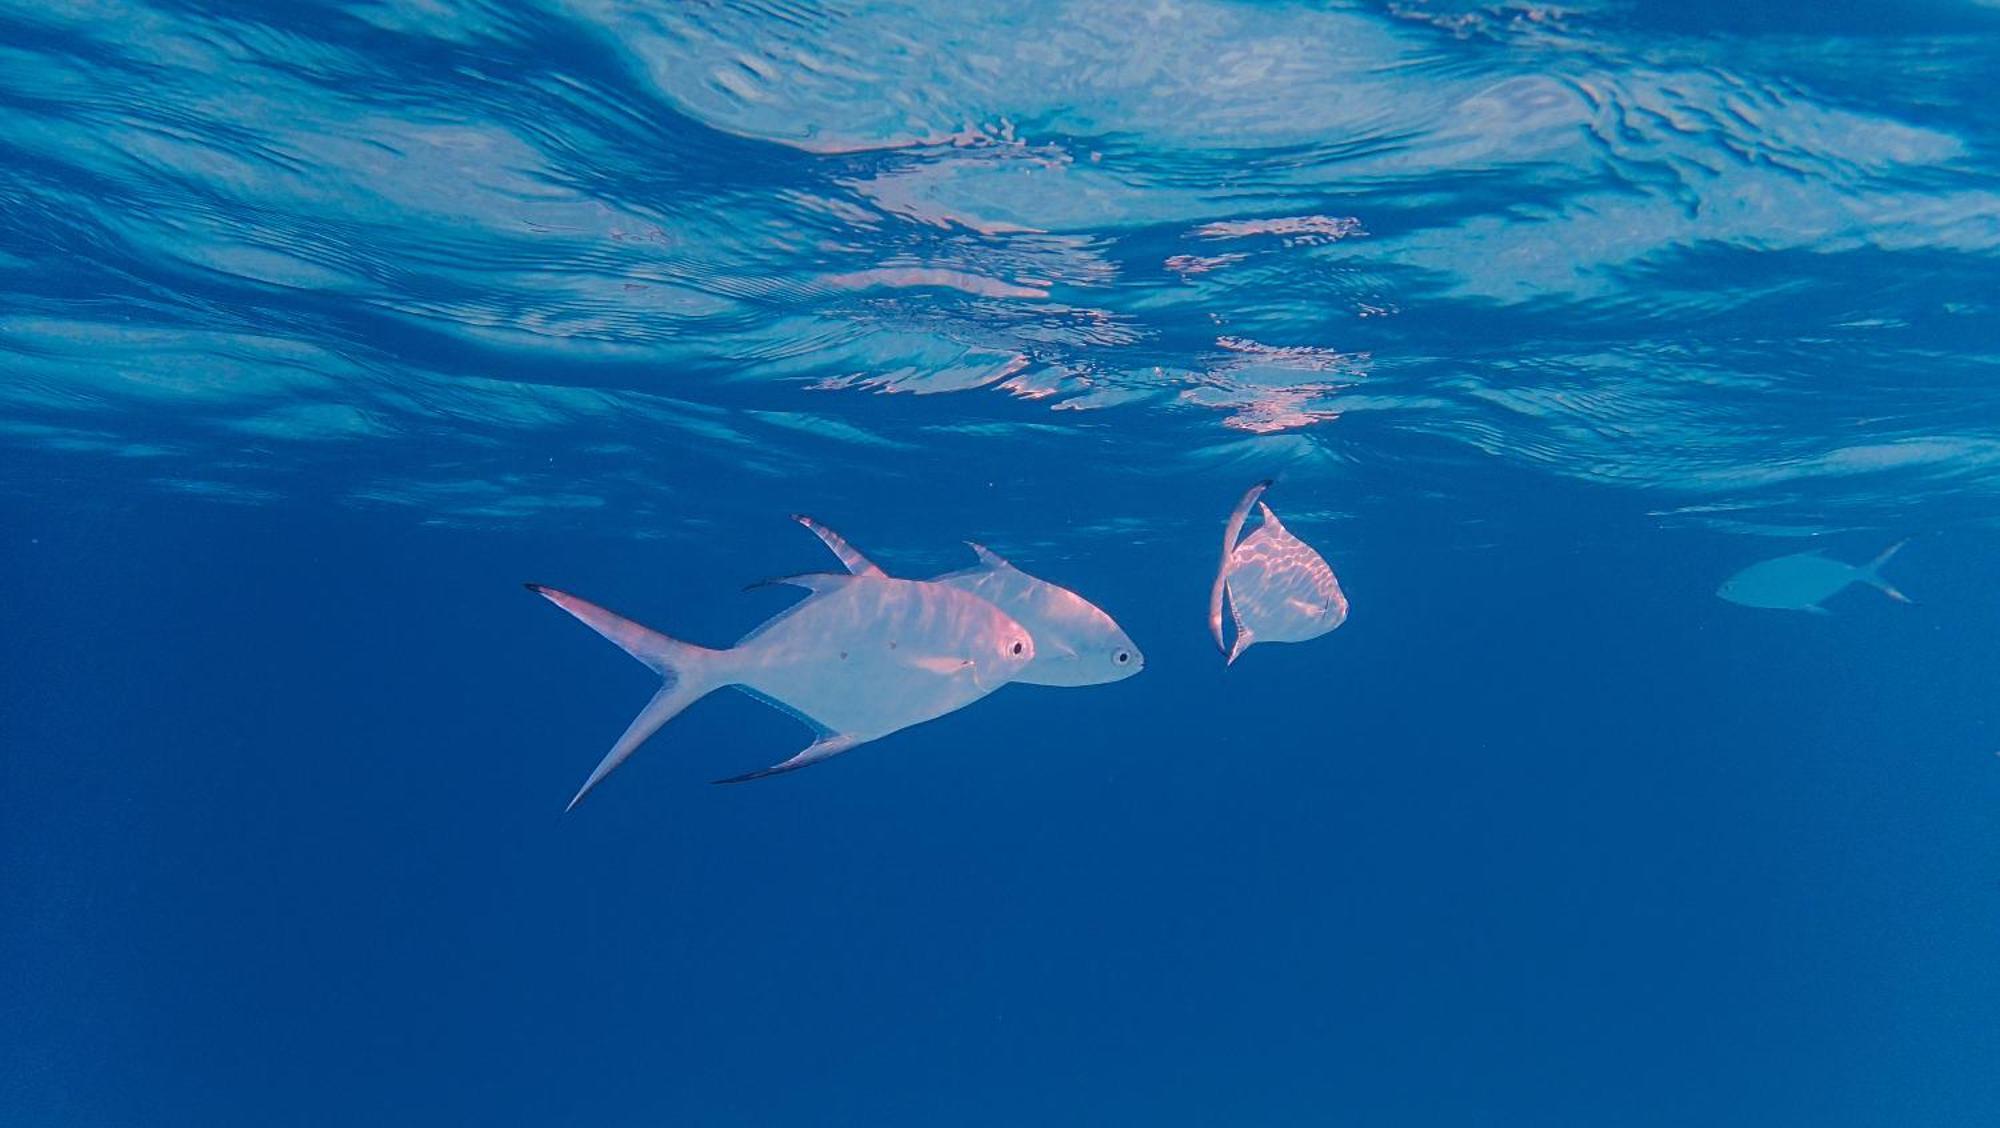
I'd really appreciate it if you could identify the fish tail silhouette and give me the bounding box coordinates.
[1866,538,1907,572]
[1866,578,1913,605]
[524,584,725,811]
[1862,539,1913,604]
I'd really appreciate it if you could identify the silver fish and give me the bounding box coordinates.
[1717,540,1911,614]
[792,514,1144,687]
[528,571,1034,807]
[1210,480,1348,665]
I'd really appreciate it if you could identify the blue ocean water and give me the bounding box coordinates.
[6,0,2000,1122]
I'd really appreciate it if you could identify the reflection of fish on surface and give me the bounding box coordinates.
[527,571,1034,808]
[1717,540,1912,615]
[1210,480,1348,665]
[792,514,1144,687]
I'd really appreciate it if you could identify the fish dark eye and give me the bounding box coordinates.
[1115,650,1130,664]
[1011,640,1024,655]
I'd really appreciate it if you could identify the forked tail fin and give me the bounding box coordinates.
[1210,480,1272,657]
[1862,540,1913,605]
[525,584,724,811]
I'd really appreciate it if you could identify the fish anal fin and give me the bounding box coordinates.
[732,685,837,742]
[1256,501,1287,533]
[792,514,886,577]
[712,734,860,785]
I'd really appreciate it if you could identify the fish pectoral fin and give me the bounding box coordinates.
[1285,597,1321,617]
[711,734,860,785]
[909,655,975,676]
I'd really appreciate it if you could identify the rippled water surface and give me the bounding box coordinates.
[6,2,2000,1124]
[7,0,1999,530]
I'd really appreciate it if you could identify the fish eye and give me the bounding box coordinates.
[1011,640,1024,655]
[1115,650,1130,664]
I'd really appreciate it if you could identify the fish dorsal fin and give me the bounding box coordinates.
[792,514,886,577]
[1210,479,1272,656]
[1256,501,1287,535]
[734,572,861,646]
[743,572,859,596]
[965,541,1016,572]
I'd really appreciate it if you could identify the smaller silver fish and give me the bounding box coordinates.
[792,514,1144,687]
[1717,540,1911,614]
[1210,480,1348,665]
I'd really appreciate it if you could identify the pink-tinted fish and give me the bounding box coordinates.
[528,571,1033,808]
[792,514,1143,687]
[1209,480,1348,665]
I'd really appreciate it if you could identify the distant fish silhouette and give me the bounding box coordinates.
[527,572,1033,807]
[792,514,1144,686]
[1717,540,1911,614]
[1210,480,1348,664]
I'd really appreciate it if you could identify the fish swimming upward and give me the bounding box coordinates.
[1210,480,1348,665]
[1717,540,1911,614]
[792,514,1144,687]
[527,572,1034,808]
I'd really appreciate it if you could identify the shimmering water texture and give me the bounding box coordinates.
[6,1,2000,541]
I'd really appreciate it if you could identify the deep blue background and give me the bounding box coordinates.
[7,0,2000,1122]
[7,478,1997,1126]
